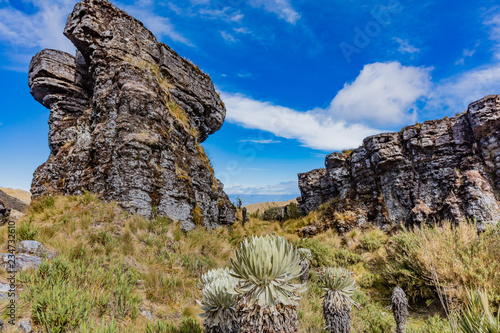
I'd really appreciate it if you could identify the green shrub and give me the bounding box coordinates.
[17,220,40,241]
[294,239,336,267]
[145,318,203,333]
[360,228,387,251]
[382,223,500,303]
[32,282,93,332]
[414,315,452,333]
[31,196,55,213]
[260,206,284,221]
[352,290,394,333]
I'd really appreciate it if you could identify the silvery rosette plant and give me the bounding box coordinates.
[229,234,306,333]
[199,268,240,333]
[298,248,312,284]
[320,267,359,333]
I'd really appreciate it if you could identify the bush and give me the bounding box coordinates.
[260,206,284,221]
[17,220,40,241]
[382,222,500,303]
[30,195,55,213]
[146,318,203,333]
[352,290,394,333]
[360,228,387,251]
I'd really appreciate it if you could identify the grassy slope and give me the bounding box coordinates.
[0,194,498,332]
[0,188,31,205]
[243,199,297,215]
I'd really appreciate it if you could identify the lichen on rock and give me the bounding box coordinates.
[29,0,235,230]
[298,95,500,231]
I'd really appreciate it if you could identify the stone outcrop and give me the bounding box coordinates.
[29,0,235,230]
[0,199,10,225]
[298,95,500,231]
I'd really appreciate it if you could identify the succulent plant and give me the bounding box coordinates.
[298,248,312,284]
[320,267,358,333]
[391,286,409,333]
[229,235,306,333]
[199,268,240,333]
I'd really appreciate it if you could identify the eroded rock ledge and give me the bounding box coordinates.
[298,95,500,231]
[29,0,235,230]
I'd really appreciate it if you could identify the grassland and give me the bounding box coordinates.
[0,194,498,332]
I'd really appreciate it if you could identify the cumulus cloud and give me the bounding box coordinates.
[223,62,435,151]
[224,181,299,195]
[248,0,301,24]
[222,92,381,151]
[329,62,432,126]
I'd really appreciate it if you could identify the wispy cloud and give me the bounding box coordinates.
[224,180,299,195]
[485,12,500,59]
[220,30,237,43]
[238,139,281,144]
[222,92,381,151]
[0,0,75,54]
[248,0,301,24]
[455,41,480,65]
[394,38,420,54]
[119,5,194,46]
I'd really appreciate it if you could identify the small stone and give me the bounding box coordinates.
[0,253,42,271]
[141,310,152,320]
[19,320,32,333]
[17,240,55,259]
[0,282,10,293]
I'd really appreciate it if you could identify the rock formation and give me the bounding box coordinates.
[29,0,235,230]
[298,95,500,231]
[0,199,10,225]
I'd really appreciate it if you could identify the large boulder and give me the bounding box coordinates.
[29,0,235,230]
[298,95,500,230]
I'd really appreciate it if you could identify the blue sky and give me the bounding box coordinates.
[1,0,500,203]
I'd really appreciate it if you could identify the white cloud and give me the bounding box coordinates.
[234,27,251,34]
[394,38,420,54]
[248,0,301,24]
[222,92,380,151]
[431,64,500,112]
[329,62,432,126]
[0,0,75,53]
[119,6,194,46]
[223,62,434,151]
[198,7,244,22]
[225,181,299,195]
[220,31,237,43]
[238,139,281,144]
[485,12,500,59]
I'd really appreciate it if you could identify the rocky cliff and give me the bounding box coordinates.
[298,95,500,231]
[29,0,235,230]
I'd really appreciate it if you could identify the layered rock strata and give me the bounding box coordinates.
[298,95,500,230]
[29,0,235,230]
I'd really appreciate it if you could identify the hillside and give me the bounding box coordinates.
[1,194,498,332]
[0,188,31,205]
[243,198,297,214]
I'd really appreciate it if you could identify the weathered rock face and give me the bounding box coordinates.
[298,95,500,230]
[0,199,10,224]
[29,0,235,230]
